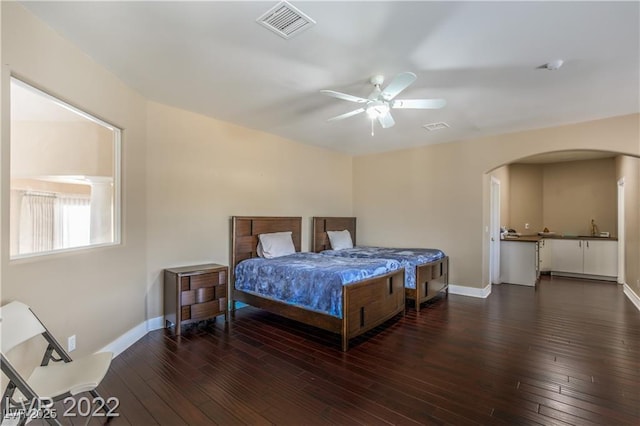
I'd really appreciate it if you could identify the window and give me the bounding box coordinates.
[9,77,121,258]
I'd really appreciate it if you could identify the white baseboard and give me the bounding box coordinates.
[623,283,640,312]
[94,283,639,358]
[448,283,492,298]
[98,315,164,357]
[98,284,494,358]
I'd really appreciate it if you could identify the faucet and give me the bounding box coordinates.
[591,219,599,236]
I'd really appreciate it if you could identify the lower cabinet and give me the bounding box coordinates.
[500,241,538,286]
[538,238,552,273]
[583,240,618,277]
[547,239,617,279]
[550,239,583,274]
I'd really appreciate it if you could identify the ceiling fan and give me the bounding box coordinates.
[320,72,446,135]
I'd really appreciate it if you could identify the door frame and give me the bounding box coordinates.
[617,178,625,284]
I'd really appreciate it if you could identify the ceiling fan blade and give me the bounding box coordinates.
[381,72,417,101]
[320,90,368,103]
[327,107,366,122]
[377,111,395,129]
[391,98,447,109]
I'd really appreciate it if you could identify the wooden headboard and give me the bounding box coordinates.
[231,216,302,280]
[312,217,357,253]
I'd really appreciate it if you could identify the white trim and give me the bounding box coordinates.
[98,315,164,357]
[550,271,617,282]
[449,283,492,298]
[623,283,640,312]
[617,178,625,284]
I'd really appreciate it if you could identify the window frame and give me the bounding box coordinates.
[9,76,122,260]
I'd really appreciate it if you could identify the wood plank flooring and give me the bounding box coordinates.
[46,276,640,425]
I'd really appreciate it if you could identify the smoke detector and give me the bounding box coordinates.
[542,59,564,71]
[257,1,316,39]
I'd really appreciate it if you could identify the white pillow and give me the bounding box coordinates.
[257,231,296,258]
[327,230,353,250]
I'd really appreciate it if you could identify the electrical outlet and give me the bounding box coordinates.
[68,335,76,352]
[525,223,530,230]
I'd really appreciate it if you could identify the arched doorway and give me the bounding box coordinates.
[487,149,636,289]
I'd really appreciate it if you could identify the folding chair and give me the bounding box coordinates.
[1,301,113,425]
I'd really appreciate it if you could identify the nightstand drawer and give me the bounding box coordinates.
[180,277,190,291]
[216,284,227,298]
[181,305,191,321]
[190,272,216,290]
[191,300,221,320]
[181,290,196,306]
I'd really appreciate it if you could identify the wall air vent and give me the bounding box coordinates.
[422,122,450,131]
[257,1,316,39]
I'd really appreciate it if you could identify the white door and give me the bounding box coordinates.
[490,177,501,284]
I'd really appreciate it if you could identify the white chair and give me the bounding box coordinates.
[0,301,113,426]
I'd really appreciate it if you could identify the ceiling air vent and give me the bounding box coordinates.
[257,1,316,39]
[423,122,450,131]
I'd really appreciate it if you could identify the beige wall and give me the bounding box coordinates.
[506,159,617,236]
[1,2,148,357]
[354,114,640,289]
[11,121,113,178]
[542,158,617,236]
[354,140,485,287]
[145,102,353,319]
[509,164,543,233]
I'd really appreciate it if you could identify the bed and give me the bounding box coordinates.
[230,216,405,351]
[313,217,449,311]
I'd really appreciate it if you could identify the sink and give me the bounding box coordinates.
[577,235,609,238]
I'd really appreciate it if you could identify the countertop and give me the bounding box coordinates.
[502,234,618,243]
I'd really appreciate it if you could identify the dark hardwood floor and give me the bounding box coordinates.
[55,276,640,425]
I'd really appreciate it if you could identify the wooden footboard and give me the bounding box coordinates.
[233,269,404,351]
[407,256,449,311]
[312,217,449,312]
[342,268,405,351]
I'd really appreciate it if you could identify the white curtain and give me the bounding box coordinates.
[17,191,91,255]
[58,194,91,249]
[19,192,56,254]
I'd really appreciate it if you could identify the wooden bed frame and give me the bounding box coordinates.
[313,217,449,312]
[230,216,405,351]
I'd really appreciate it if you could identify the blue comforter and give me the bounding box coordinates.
[321,246,445,289]
[234,252,400,318]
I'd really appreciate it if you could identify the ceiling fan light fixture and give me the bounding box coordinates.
[321,71,446,133]
[366,101,389,119]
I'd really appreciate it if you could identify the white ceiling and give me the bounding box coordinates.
[19,1,640,156]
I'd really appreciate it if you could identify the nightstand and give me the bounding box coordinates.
[164,263,228,335]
